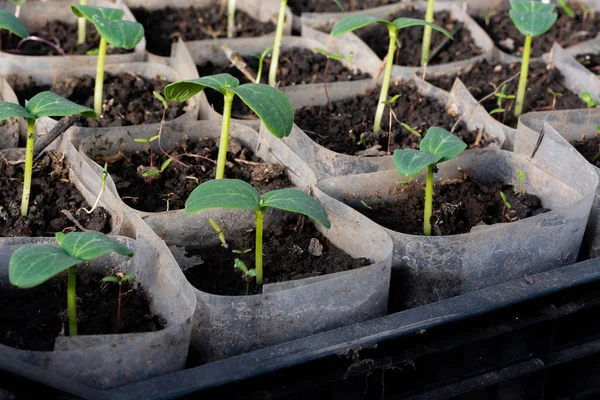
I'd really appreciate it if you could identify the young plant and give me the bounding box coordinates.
[102,272,135,333]
[509,0,557,117]
[142,158,172,178]
[227,0,236,38]
[268,0,288,86]
[421,0,436,67]
[80,163,108,214]
[547,88,562,110]
[164,74,294,180]
[9,231,133,336]
[314,47,342,108]
[234,258,256,295]
[0,10,28,51]
[185,179,331,285]
[499,191,512,221]
[332,16,452,133]
[393,127,466,236]
[71,5,144,115]
[0,92,96,216]
[254,45,274,84]
[558,0,575,18]
[582,92,598,108]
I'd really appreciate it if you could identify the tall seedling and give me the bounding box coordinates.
[509,0,557,117]
[332,16,452,133]
[268,0,288,86]
[185,179,331,285]
[164,74,294,180]
[71,5,144,115]
[9,231,133,336]
[393,127,466,236]
[0,9,28,51]
[421,0,436,66]
[0,92,96,216]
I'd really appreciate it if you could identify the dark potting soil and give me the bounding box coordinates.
[131,5,276,57]
[0,151,111,237]
[294,80,495,156]
[183,213,371,296]
[197,47,371,118]
[11,73,186,127]
[288,0,400,14]
[93,137,292,213]
[1,20,132,56]
[357,9,483,67]
[351,177,549,236]
[573,135,600,167]
[0,268,165,351]
[427,60,588,127]
[473,4,600,58]
[576,53,600,74]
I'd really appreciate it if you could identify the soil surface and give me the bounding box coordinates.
[288,0,401,13]
[0,268,165,351]
[573,135,600,167]
[474,4,600,58]
[294,79,495,156]
[11,73,186,127]
[357,8,483,67]
[93,137,291,213]
[427,60,588,127]
[183,213,371,296]
[350,177,549,236]
[132,5,276,56]
[1,20,132,56]
[576,53,600,74]
[197,47,370,118]
[0,151,111,237]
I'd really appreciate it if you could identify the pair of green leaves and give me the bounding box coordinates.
[0,91,97,123]
[509,0,557,37]
[164,73,294,140]
[393,127,467,177]
[185,179,331,230]
[9,232,133,289]
[71,5,144,49]
[0,9,28,39]
[331,15,452,40]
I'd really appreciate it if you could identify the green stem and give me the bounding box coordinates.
[94,37,107,116]
[68,266,78,336]
[77,0,88,45]
[373,28,397,133]
[421,0,435,66]
[20,120,35,217]
[514,35,532,118]
[227,0,236,38]
[255,209,265,285]
[216,91,234,179]
[424,164,434,236]
[268,0,287,87]
[256,58,264,84]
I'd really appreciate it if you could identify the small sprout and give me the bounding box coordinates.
[134,135,159,143]
[518,169,526,193]
[10,231,133,336]
[582,92,598,108]
[360,200,372,209]
[315,47,343,108]
[8,0,26,18]
[254,45,273,84]
[102,272,135,333]
[489,108,506,115]
[480,11,497,26]
[347,52,355,71]
[400,122,421,137]
[547,88,562,110]
[500,191,512,209]
[80,163,108,214]
[209,218,228,248]
[393,127,467,236]
[142,157,172,177]
[232,248,252,254]
[153,90,168,109]
[558,0,575,18]
[332,0,344,12]
[234,258,256,295]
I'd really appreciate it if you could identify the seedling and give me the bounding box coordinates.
[500,190,512,217]
[9,231,133,336]
[558,0,575,18]
[393,127,466,236]
[0,92,96,216]
[102,272,135,333]
[227,0,236,38]
[518,169,525,193]
[254,45,273,84]
[232,248,252,254]
[209,218,228,248]
[142,157,172,178]
[509,0,557,117]
[164,74,293,180]
[0,10,28,51]
[185,179,331,285]
[547,88,562,110]
[332,16,452,133]
[234,258,256,295]
[421,0,436,67]
[480,11,497,27]
[80,163,108,214]
[71,5,144,115]
[582,92,598,108]
[314,47,343,108]
[400,122,421,137]
[268,0,288,86]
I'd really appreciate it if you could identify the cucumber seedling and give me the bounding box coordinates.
[332,16,452,133]
[268,0,288,86]
[234,258,256,295]
[547,89,562,110]
[0,91,96,216]
[314,47,343,108]
[582,92,598,108]
[102,272,135,333]
[509,0,557,117]
[164,74,293,180]
[9,231,133,336]
[0,10,28,51]
[393,126,467,236]
[71,5,144,115]
[185,179,331,285]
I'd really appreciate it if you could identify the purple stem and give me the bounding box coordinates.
[12,36,66,56]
